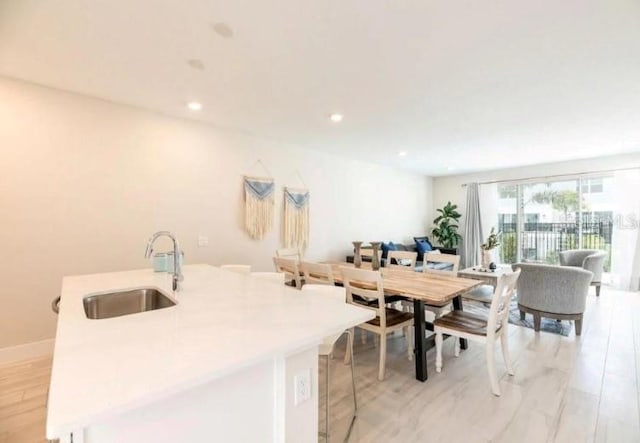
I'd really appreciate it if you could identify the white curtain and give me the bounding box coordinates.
[461,183,483,268]
[479,183,500,261]
[611,169,640,290]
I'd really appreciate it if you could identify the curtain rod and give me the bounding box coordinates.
[461,165,640,187]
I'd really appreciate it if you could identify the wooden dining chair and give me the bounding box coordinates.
[220,264,251,275]
[360,248,383,262]
[386,250,418,270]
[272,257,302,288]
[251,272,286,284]
[276,247,302,261]
[418,252,462,318]
[299,261,335,286]
[300,284,357,441]
[422,252,461,275]
[341,267,414,381]
[434,269,521,396]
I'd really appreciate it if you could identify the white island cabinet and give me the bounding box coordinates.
[47,264,373,443]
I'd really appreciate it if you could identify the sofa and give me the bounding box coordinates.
[559,249,607,296]
[512,262,593,335]
[346,236,457,269]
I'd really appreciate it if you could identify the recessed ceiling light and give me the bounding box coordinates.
[187,59,205,70]
[398,151,407,157]
[187,102,203,111]
[212,22,234,38]
[329,113,343,123]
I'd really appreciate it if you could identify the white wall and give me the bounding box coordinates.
[433,152,640,233]
[0,77,432,349]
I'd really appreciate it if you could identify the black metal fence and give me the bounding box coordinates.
[498,221,613,271]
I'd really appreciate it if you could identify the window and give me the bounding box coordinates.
[581,178,603,194]
[499,185,517,199]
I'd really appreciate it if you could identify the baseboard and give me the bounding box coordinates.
[0,338,55,364]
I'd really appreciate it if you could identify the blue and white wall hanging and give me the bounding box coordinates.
[244,176,275,240]
[283,187,310,250]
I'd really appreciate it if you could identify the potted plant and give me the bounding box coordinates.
[431,202,462,249]
[481,227,502,269]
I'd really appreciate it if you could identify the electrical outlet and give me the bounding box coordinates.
[294,369,311,406]
[198,235,209,247]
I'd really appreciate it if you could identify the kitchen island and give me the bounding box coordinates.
[47,264,373,443]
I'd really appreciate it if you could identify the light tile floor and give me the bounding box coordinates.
[321,288,640,443]
[1,287,638,443]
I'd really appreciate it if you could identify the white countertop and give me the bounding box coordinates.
[46,264,374,439]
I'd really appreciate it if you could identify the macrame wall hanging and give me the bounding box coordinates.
[243,163,275,240]
[283,180,310,250]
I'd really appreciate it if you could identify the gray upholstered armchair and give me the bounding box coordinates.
[559,249,606,296]
[512,263,593,335]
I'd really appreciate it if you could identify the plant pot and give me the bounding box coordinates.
[481,250,493,269]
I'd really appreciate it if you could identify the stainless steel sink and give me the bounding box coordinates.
[83,288,176,320]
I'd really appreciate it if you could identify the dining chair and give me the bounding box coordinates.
[341,267,414,381]
[434,269,521,396]
[299,261,335,286]
[251,272,286,284]
[360,248,383,262]
[300,284,357,442]
[275,247,302,261]
[272,257,302,288]
[423,252,461,275]
[418,252,462,318]
[220,264,251,275]
[386,250,418,270]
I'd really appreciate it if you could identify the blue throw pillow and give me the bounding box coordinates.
[381,241,398,259]
[415,239,432,256]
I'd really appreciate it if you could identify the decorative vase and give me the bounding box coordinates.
[352,241,363,268]
[481,249,493,269]
[370,242,382,270]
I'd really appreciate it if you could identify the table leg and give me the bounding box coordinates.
[452,295,468,350]
[413,299,427,381]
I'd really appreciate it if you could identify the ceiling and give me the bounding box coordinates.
[1,0,639,176]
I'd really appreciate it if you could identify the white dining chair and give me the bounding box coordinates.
[300,284,357,442]
[220,264,251,275]
[386,250,418,270]
[434,270,521,396]
[272,257,302,288]
[251,272,286,284]
[299,261,335,286]
[341,267,414,381]
[275,247,302,261]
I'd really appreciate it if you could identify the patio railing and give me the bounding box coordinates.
[498,221,613,271]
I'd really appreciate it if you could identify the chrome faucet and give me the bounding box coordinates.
[145,231,184,292]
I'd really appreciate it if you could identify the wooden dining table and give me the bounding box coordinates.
[327,262,482,382]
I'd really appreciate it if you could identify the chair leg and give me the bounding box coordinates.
[454,335,460,357]
[325,355,330,441]
[378,333,386,381]
[500,331,514,376]
[486,343,501,396]
[533,313,541,332]
[596,285,601,297]
[435,332,443,373]
[345,329,358,442]
[344,328,354,365]
[520,310,526,321]
[575,317,583,336]
[361,328,367,345]
[405,326,413,361]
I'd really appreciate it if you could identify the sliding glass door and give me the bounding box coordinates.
[497,175,613,270]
